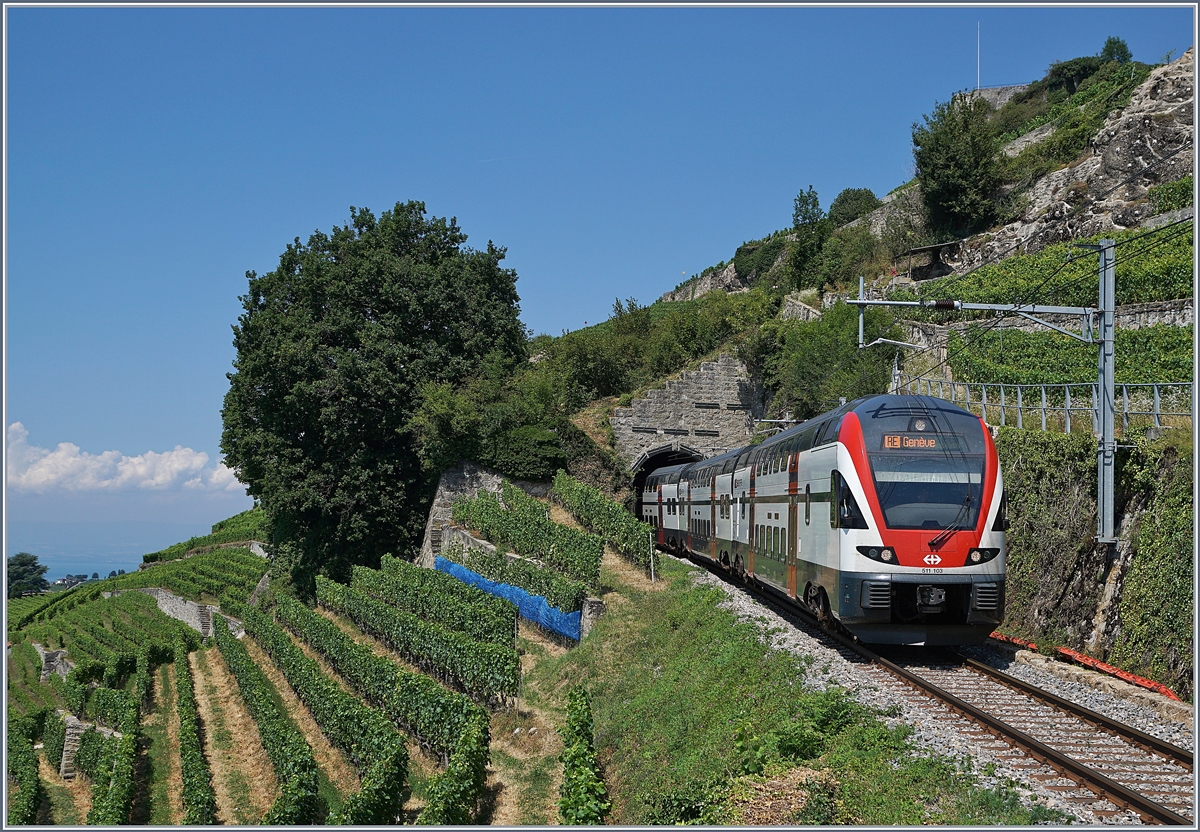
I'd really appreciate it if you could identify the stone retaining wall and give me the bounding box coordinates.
[32,642,72,682]
[108,588,219,637]
[419,461,548,567]
[609,354,762,466]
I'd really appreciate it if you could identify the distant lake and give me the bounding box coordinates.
[7,520,213,580]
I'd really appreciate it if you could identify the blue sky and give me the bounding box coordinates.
[5,5,1194,578]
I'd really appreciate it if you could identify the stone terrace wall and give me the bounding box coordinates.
[609,354,762,466]
[419,461,549,567]
[108,588,217,637]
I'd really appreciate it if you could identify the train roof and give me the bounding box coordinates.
[644,394,981,479]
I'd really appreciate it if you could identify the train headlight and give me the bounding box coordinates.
[857,546,896,564]
[968,548,1000,564]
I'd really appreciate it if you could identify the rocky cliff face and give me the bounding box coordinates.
[659,261,748,303]
[949,48,1194,272]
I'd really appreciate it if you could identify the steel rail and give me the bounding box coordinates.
[954,653,1193,771]
[850,639,1193,826]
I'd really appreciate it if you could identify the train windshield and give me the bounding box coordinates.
[858,403,988,530]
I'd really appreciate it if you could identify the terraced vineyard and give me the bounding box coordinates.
[5,516,568,825]
[7,488,1077,826]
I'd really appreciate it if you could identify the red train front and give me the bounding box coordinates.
[642,394,1007,646]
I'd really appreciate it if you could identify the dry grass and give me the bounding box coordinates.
[190,648,277,823]
[569,396,619,450]
[39,751,90,822]
[241,634,361,795]
[726,766,830,825]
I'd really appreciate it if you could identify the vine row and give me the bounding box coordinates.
[558,685,610,825]
[439,541,588,613]
[375,554,517,647]
[273,597,491,822]
[317,576,519,704]
[213,614,321,824]
[174,637,217,824]
[229,597,410,825]
[551,470,657,572]
[452,481,603,588]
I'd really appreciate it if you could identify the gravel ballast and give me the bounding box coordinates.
[679,556,1193,825]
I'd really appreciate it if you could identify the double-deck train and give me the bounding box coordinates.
[640,394,1007,645]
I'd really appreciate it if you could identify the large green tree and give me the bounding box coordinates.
[912,94,1003,238]
[8,553,48,597]
[221,202,526,593]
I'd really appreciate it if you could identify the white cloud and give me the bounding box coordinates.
[6,422,246,494]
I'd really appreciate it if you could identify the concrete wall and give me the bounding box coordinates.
[609,354,762,466]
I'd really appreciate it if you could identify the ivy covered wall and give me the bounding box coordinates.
[994,427,1193,701]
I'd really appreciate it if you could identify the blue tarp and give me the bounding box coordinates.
[435,556,582,641]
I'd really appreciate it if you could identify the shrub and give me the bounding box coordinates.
[1149,175,1193,214]
[828,187,882,228]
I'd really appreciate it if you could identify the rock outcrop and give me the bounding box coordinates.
[950,48,1194,272]
[660,261,748,303]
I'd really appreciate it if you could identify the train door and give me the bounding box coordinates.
[787,499,798,598]
[709,476,717,561]
[747,456,757,576]
[657,483,665,545]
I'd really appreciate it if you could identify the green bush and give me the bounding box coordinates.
[1108,436,1193,700]
[828,187,882,228]
[913,94,1003,236]
[1149,175,1193,214]
[812,224,887,290]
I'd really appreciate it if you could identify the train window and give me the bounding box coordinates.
[805,484,811,525]
[797,426,816,452]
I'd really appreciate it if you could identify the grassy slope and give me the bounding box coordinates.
[522,553,1064,825]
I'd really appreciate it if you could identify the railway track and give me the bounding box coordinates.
[679,554,1195,825]
[868,645,1193,825]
